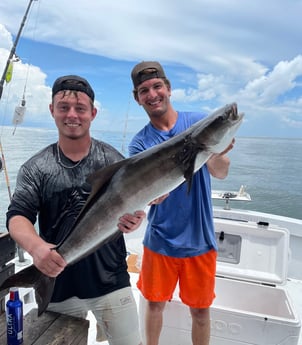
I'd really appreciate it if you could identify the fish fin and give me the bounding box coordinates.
[52,160,127,251]
[34,271,56,316]
[0,264,55,316]
[55,160,128,251]
[86,160,126,196]
[176,135,206,193]
[74,160,127,221]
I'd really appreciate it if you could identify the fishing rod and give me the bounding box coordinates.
[0,0,38,264]
[0,0,38,101]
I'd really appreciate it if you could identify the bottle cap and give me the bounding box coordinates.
[9,287,19,301]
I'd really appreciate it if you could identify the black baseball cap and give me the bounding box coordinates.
[131,61,167,88]
[52,75,95,101]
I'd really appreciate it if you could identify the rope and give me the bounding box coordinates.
[121,92,131,155]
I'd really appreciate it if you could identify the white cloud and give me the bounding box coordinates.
[0,27,51,127]
[238,56,302,103]
[0,0,301,136]
[1,0,301,66]
[0,24,13,50]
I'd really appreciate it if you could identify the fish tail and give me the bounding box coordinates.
[0,264,55,316]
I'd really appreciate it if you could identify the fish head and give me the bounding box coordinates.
[193,103,244,154]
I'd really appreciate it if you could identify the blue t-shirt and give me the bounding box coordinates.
[129,112,217,258]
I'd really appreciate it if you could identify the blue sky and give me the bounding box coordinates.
[0,0,302,138]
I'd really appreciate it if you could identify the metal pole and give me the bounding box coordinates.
[0,0,38,264]
[0,0,38,101]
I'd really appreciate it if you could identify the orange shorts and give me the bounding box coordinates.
[137,247,217,308]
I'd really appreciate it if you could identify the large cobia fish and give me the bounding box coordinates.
[0,103,243,315]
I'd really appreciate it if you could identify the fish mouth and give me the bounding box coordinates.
[225,103,238,119]
[222,103,243,124]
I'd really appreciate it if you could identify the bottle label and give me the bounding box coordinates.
[6,288,23,345]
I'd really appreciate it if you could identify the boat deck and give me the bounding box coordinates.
[3,250,302,345]
[4,206,302,344]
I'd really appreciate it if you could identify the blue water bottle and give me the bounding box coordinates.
[6,287,23,345]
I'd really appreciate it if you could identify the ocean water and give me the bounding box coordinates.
[0,126,301,232]
[211,136,302,220]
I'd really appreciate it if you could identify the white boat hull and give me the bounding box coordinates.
[128,206,302,345]
[139,277,301,345]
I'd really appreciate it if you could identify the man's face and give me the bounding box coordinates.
[136,78,171,119]
[50,91,97,140]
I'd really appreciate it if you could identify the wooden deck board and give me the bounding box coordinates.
[0,308,89,345]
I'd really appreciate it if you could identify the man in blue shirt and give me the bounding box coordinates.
[129,61,234,345]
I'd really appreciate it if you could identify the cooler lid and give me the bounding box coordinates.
[214,218,289,285]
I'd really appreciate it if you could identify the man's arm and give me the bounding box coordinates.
[8,215,67,277]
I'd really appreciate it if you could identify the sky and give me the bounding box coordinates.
[0,0,302,138]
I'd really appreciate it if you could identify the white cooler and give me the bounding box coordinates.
[139,218,301,344]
